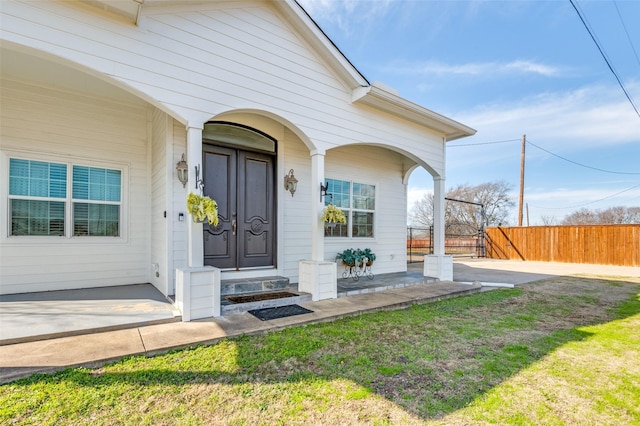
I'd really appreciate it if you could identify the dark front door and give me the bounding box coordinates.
[202,144,275,269]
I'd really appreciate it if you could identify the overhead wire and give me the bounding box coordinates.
[446,138,520,147]
[613,0,640,69]
[526,139,640,175]
[569,0,640,119]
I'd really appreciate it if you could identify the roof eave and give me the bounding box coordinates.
[352,84,477,141]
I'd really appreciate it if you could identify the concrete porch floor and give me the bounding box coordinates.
[0,284,181,345]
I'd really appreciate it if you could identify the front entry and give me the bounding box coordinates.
[202,144,275,269]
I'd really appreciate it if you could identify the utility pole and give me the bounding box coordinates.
[518,134,526,226]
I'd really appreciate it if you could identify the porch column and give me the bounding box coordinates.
[298,149,337,301]
[433,176,445,256]
[424,175,453,281]
[186,123,204,268]
[310,150,325,261]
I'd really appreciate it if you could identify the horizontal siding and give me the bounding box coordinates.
[323,145,408,275]
[0,78,151,294]
[150,108,168,294]
[2,0,447,174]
[171,120,188,280]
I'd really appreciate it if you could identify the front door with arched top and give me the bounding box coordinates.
[202,144,275,269]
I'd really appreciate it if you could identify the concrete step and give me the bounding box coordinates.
[221,287,312,315]
[221,276,290,296]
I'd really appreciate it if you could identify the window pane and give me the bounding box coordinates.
[326,179,350,209]
[324,217,349,237]
[353,183,375,210]
[73,166,121,202]
[352,211,374,238]
[10,200,65,236]
[9,159,66,198]
[74,203,119,237]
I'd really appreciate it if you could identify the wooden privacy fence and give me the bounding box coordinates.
[485,224,640,266]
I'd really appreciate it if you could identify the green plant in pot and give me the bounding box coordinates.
[321,204,347,228]
[335,248,362,267]
[187,192,219,225]
[361,248,376,266]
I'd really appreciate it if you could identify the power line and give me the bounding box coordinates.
[447,138,519,147]
[527,139,640,175]
[529,182,640,210]
[569,0,640,119]
[613,0,640,69]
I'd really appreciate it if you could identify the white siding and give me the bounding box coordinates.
[324,145,408,275]
[0,78,151,294]
[171,120,188,288]
[1,1,447,174]
[150,108,168,294]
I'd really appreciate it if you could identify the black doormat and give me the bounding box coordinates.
[248,304,313,321]
[225,291,298,304]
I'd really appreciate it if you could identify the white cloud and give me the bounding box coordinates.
[385,60,565,77]
[297,0,394,35]
[453,81,640,151]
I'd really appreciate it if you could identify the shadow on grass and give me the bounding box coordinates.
[5,276,640,421]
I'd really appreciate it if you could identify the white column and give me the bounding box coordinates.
[433,176,445,256]
[298,149,337,301]
[310,150,325,261]
[424,175,453,281]
[186,123,204,268]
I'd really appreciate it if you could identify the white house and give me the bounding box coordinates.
[0,0,475,319]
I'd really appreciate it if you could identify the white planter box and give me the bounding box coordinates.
[176,266,221,321]
[424,255,453,281]
[298,261,337,301]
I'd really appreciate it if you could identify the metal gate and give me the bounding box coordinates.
[407,224,485,263]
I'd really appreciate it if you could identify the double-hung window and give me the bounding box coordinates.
[72,166,121,237]
[8,158,122,238]
[324,178,375,238]
[9,159,67,236]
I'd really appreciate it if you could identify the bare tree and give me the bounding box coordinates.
[409,180,515,229]
[540,215,558,225]
[561,206,640,224]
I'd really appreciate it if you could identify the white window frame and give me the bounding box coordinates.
[324,178,376,239]
[3,151,128,243]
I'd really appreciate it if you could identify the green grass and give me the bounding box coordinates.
[2,276,639,425]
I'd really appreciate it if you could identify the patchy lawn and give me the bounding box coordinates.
[2,275,639,425]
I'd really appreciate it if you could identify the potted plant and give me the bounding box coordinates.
[335,248,360,267]
[321,204,347,228]
[361,248,376,266]
[187,192,219,225]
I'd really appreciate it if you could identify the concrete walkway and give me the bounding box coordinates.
[1,259,637,384]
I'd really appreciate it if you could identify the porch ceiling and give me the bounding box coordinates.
[1,47,148,106]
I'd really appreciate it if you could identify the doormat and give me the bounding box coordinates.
[248,304,313,321]
[225,291,298,304]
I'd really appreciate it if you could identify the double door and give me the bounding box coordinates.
[202,144,275,269]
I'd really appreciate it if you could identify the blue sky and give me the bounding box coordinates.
[297,0,640,225]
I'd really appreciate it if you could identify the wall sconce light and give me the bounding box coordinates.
[176,154,188,188]
[284,169,298,197]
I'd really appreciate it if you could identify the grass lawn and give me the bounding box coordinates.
[2,275,639,425]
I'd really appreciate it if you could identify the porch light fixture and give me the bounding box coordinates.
[284,169,298,197]
[320,182,331,202]
[176,154,188,188]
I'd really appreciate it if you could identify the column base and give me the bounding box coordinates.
[176,266,221,321]
[298,260,337,301]
[424,255,453,281]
